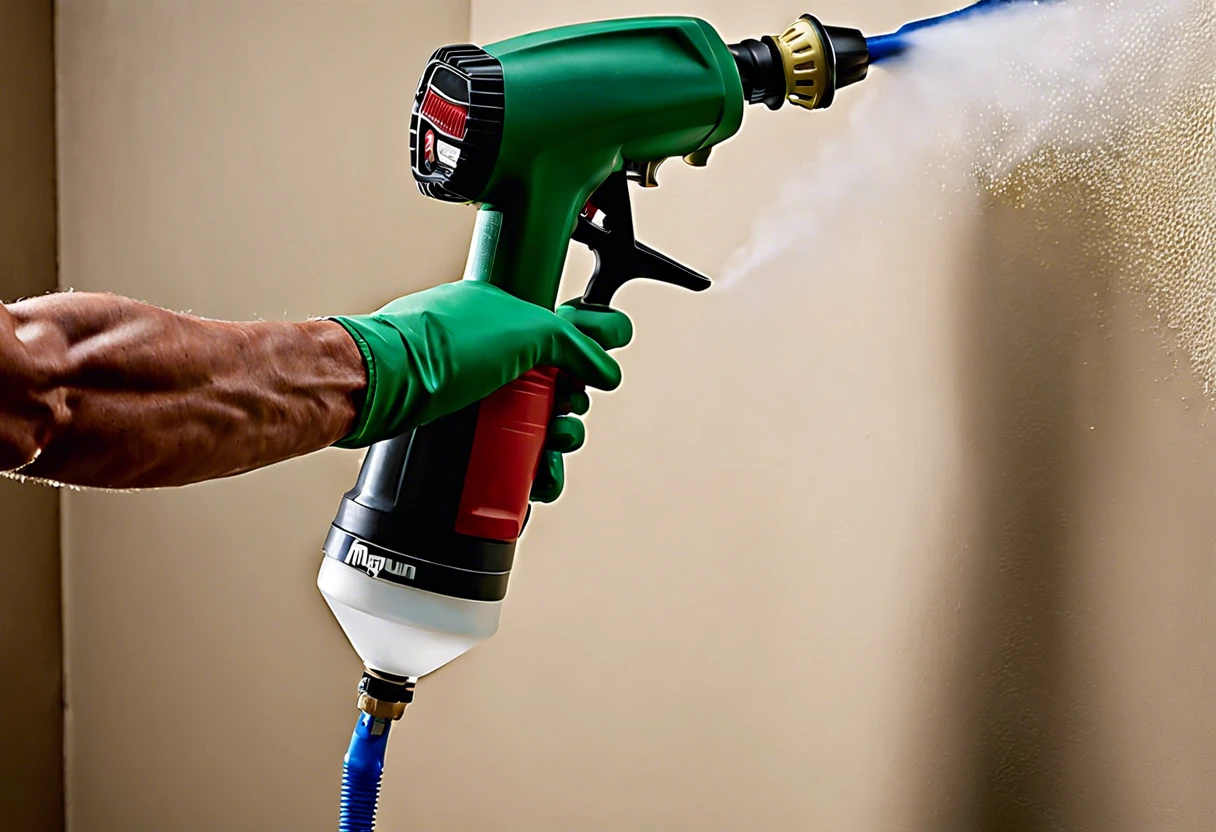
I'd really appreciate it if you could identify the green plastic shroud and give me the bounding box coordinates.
[467,17,745,309]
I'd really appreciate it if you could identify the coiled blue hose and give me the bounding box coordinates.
[339,713,393,832]
[867,0,1043,64]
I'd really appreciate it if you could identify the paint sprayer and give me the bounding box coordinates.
[313,1,1031,827]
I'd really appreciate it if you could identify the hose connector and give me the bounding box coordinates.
[356,668,416,721]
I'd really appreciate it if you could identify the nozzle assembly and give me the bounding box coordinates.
[730,15,870,111]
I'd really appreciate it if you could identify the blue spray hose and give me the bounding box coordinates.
[867,0,1044,63]
[340,713,393,832]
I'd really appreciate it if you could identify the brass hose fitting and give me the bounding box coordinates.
[356,668,416,721]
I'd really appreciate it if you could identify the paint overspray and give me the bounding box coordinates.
[725,0,1216,393]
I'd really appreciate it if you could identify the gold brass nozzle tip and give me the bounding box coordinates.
[773,16,832,111]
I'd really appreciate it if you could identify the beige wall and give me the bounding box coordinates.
[0,0,63,829]
[57,1,1216,831]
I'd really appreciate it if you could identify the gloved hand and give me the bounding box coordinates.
[530,300,633,503]
[330,285,633,503]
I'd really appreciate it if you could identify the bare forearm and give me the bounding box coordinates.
[0,292,365,489]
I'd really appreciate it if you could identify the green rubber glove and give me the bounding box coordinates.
[330,282,631,454]
[531,300,634,503]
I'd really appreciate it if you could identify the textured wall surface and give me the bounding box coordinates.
[0,0,63,829]
[56,2,470,829]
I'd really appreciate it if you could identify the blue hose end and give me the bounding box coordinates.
[866,0,1046,65]
[339,713,392,832]
[866,33,909,64]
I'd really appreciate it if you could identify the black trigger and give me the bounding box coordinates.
[573,170,711,307]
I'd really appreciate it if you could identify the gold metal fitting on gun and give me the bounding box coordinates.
[731,15,870,113]
[774,16,833,110]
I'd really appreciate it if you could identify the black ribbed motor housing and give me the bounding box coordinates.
[409,45,505,203]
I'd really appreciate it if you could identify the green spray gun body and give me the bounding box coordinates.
[465,17,745,307]
[320,14,872,693]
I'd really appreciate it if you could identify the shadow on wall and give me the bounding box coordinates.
[946,178,1123,831]
[0,0,61,829]
[908,144,1216,829]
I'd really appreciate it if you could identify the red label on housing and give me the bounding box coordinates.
[421,88,468,140]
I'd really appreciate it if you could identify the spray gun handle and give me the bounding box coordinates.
[455,169,707,542]
[452,366,558,540]
[325,171,711,609]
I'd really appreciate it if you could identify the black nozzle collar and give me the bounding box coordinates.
[822,23,870,98]
[729,37,786,110]
[359,670,416,706]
